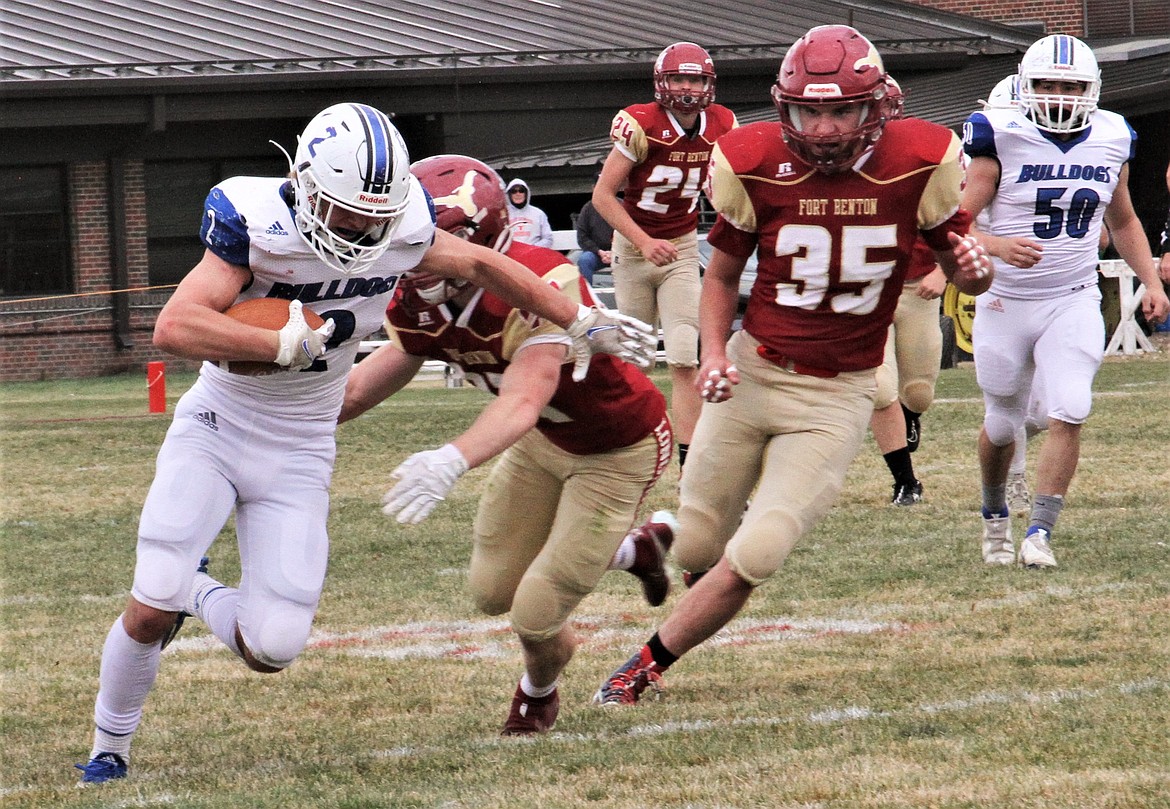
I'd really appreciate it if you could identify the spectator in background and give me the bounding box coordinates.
[505,178,554,248]
[574,198,614,284]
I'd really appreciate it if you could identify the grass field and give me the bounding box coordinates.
[2,347,1169,808]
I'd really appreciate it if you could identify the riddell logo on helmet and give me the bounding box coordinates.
[805,84,844,97]
[677,62,704,72]
[358,193,390,204]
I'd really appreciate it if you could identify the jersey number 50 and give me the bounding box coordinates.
[1033,187,1100,240]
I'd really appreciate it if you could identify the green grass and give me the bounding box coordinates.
[2,347,1169,808]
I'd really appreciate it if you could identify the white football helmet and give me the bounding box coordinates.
[290,103,412,275]
[1018,35,1100,133]
[980,74,1020,111]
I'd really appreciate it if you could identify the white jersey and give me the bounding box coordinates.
[963,107,1136,300]
[195,175,435,419]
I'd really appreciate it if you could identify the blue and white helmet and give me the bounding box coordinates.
[1018,35,1100,133]
[291,103,412,275]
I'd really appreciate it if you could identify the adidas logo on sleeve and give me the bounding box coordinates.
[192,411,219,431]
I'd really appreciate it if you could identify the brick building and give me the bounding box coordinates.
[1,0,1166,381]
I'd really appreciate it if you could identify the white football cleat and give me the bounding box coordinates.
[982,511,1014,566]
[1007,472,1031,516]
[1019,528,1057,569]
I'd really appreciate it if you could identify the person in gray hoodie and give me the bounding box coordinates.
[505,178,553,248]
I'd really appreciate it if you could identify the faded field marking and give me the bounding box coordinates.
[537,677,1168,744]
[68,579,1141,659]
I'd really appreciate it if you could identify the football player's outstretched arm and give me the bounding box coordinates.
[416,229,656,379]
[338,341,426,424]
[418,229,578,326]
[449,342,565,468]
[380,342,564,525]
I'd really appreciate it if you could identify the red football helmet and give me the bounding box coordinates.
[885,76,905,119]
[402,154,512,305]
[771,25,891,173]
[653,42,716,114]
[410,154,511,252]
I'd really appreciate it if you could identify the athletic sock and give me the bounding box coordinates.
[647,632,678,669]
[1029,494,1064,534]
[90,614,161,759]
[519,672,558,699]
[196,581,243,659]
[609,533,635,571]
[982,483,1008,516]
[882,447,916,488]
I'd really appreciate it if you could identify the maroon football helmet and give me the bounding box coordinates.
[410,154,512,252]
[653,42,716,114]
[401,154,512,305]
[771,25,891,172]
[885,76,905,119]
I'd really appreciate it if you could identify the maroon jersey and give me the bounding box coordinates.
[386,242,667,455]
[906,236,939,282]
[705,118,970,372]
[609,102,738,239]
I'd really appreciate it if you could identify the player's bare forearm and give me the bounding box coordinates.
[339,344,423,424]
[449,344,562,468]
[421,231,577,328]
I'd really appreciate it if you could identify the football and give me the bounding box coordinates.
[221,298,325,375]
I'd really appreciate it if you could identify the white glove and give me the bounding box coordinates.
[275,300,335,370]
[565,304,657,382]
[381,444,469,525]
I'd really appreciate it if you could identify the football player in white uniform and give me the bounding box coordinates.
[976,74,1045,517]
[962,36,1169,568]
[75,103,657,784]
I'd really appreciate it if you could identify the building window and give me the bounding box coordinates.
[1,166,70,297]
[145,157,286,286]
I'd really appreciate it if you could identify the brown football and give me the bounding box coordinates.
[220,298,325,375]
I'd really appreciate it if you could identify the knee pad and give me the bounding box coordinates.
[131,536,193,611]
[508,574,581,644]
[674,506,734,574]
[725,513,800,587]
[983,408,1021,447]
[664,324,699,367]
[900,380,935,415]
[467,565,514,616]
[873,364,897,410]
[470,587,512,617]
[239,603,315,670]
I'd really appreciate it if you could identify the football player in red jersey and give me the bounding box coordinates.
[592,42,739,472]
[339,155,673,735]
[868,78,950,506]
[595,25,993,707]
